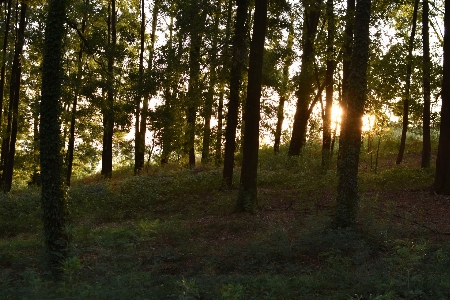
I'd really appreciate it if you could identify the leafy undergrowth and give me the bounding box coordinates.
[1,145,450,299]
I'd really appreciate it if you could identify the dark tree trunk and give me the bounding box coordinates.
[322,0,335,168]
[0,0,12,127]
[3,3,27,192]
[40,0,68,278]
[215,86,224,164]
[102,0,116,178]
[396,0,419,165]
[134,0,146,174]
[274,14,294,154]
[186,0,207,168]
[421,0,431,168]
[339,0,355,160]
[335,0,371,228]
[202,1,221,164]
[222,0,249,187]
[434,0,450,194]
[288,0,322,156]
[236,0,267,213]
[161,12,175,165]
[67,0,88,186]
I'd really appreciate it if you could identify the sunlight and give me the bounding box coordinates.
[362,114,376,132]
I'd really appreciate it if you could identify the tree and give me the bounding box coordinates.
[335,0,372,228]
[321,0,336,168]
[434,0,450,194]
[288,0,322,156]
[222,0,250,187]
[396,0,419,165]
[40,0,69,277]
[421,0,431,168]
[2,2,28,192]
[236,0,268,213]
[102,0,116,178]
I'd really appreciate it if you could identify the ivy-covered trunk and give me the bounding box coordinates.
[222,0,249,187]
[0,0,12,128]
[40,0,69,277]
[335,0,371,228]
[236,0,267,213]
[396,0,419,165]
[434,0,450,194]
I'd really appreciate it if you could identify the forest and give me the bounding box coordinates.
[1,0,450,298]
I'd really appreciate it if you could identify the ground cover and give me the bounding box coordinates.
[1,141,450,299]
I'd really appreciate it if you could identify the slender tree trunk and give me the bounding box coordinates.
[102,0,116,178]
[236,0,267,213]
[67,0,88,186]
[335,0,371,228]
[161,12,175,164]
[274,14,294,154]
[3,2,27,192]
[40,0,69,278]
[396,0,419,165]
[421,0,431,168]
[222,0,249,187]
[434,0,450,194]
[134,0,146,174]
[322,0,336,168]
[0,0,12,127]
[202,0,221,164]
[288,0,322,156]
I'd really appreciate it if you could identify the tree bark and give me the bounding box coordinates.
[222,0,249,187]
[236,0,267,213]
[102,0,116,178]
[322,0,336,168]
[288,0,322,156]
[40,0,69,278]
[396,0,419,165]
[274,13,294,154]
[434,0,450,194]
[202,0,221,164]
[421,0,431,168]
[67,0,88,186]
[335,0,371,228]
[3,2,27,192]
[0,0,12,128]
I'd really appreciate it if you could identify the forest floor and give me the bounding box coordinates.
[1,143,450,299]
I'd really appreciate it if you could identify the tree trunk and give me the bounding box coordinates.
[3,2,27,192]
[0,0,12,128]
[322,0,336,168]
[67,0,88,186]
[186,0,207,168]
[102,0,116,178]
[335,0,371,228]
[236,0,267,213]
[134,0,146,174]
[434,0,450,194]
[274,13,294,154]
[222,0,249,187]
[40,0,69,278]
[202,0,221,164]
[288,0,322,156]
[396,0,419,165]
[421,0,431,168]
[339,0,355,161]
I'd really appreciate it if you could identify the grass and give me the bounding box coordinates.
[1,136,450,299]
